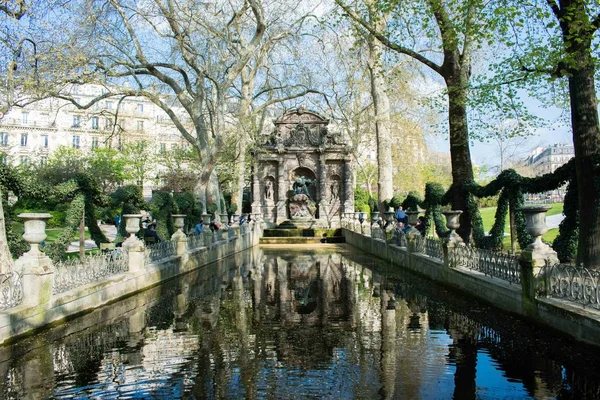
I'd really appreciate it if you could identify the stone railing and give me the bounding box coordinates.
[538,263,600,310]
[0,271,23,311]
[0,212,262,345]
[53,251,129,294]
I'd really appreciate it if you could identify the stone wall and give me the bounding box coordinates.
[343,228,600,347]
[0,223,263,345]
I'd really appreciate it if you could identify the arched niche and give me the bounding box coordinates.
[290,167,317,201]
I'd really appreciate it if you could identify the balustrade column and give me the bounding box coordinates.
[171,214,187,256]
[318,157,327,218]
[519,205,559,315]
[123,214,145,273]
[15,213,54,307]
[442,210,465,268]
[251,161,261,210]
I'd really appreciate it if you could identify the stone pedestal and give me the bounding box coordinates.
[16,213,54,307]
[122,214,145,273]
[171,214,188,256]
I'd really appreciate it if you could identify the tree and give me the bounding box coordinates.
[49,0,276,213]
[335,0,494,241]
[497,1,600,267]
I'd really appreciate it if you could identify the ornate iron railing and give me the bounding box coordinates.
[144,240,176,264]
[540,263,600,310]
[187,234,205,250]
[414,236,443,260]
[53,251,129,294]
[450,246,521,285]
[0,270,23,310]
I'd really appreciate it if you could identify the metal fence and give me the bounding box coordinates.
[450,246,521,285]
[0,271,23,311]
[414,236,443,260]
[144,240,176,264]
[540,263,600,310]
[53,251,129,294]
[187,234,205,250]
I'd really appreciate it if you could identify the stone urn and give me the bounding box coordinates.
[442,210,464,244]
[520,205,552,251]
[123,214,142,237]
[220,213,229,229]
[172,214,186,232]
[171,214,187,239]
[405,210,421,237]
[371,211,380,228]
[384,208,395,230]
[406,210,420,227]
[18,213,52,255]
[202,213,211,225]
[232,214,240,227]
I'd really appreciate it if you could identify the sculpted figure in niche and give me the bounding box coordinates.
[329,180,340,203]
[264,180,274,201]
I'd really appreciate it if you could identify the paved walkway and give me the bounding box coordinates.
[66,224,118,253]
[546,214,565,230]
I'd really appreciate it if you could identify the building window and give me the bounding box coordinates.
[137,103,143,113]
[0,132,7,146]
[22,112,29,124]
[159,143,166,153]
[105,101,113,110]
[91,137,99,149]
[137,120,144,131]
[40,156,47,166]
[0,153,7,165]
[20,156,28,166]
[91,116,99,130]
[72,115,81,128]
[20,133,28,147]
[72,135,80,149]
[41,135,48,148]
[104,118,113,130]
[119,119,127,130]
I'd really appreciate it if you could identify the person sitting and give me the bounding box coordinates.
[194,220,203,235]
[415,216,426,233]
[144,224,162,244]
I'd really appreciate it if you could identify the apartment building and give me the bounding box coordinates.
[0,84,189,196]
[524,143,574,176]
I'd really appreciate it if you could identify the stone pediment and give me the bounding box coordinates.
[266,106,344,149]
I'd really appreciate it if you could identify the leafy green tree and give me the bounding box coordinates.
[495,1,600,267]
[88,147,129,194]
[334,0,497,241]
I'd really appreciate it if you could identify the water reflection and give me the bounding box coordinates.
[1,246,600,399]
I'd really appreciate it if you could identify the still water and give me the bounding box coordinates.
[2,244,600,399]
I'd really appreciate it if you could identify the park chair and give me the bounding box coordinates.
[144,236,156,245]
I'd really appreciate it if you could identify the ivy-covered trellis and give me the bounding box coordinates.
[400,158,583,263]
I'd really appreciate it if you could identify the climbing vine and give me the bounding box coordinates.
[399,157,591,262]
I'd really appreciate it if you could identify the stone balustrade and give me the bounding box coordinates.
[0,212,263,345]
[342,207,600,346]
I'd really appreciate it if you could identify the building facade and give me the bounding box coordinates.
[0,84,188,197]
[524,143,574,176]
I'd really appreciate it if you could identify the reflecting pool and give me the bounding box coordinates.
[2,244,600,399]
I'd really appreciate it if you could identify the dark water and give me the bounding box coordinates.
[2,244,600,399]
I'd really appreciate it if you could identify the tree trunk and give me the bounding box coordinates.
[368,36,394,211]
[567,55,600,268]
[445,71,475,242]
[559,0,600,268]
[0,189,14,274]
